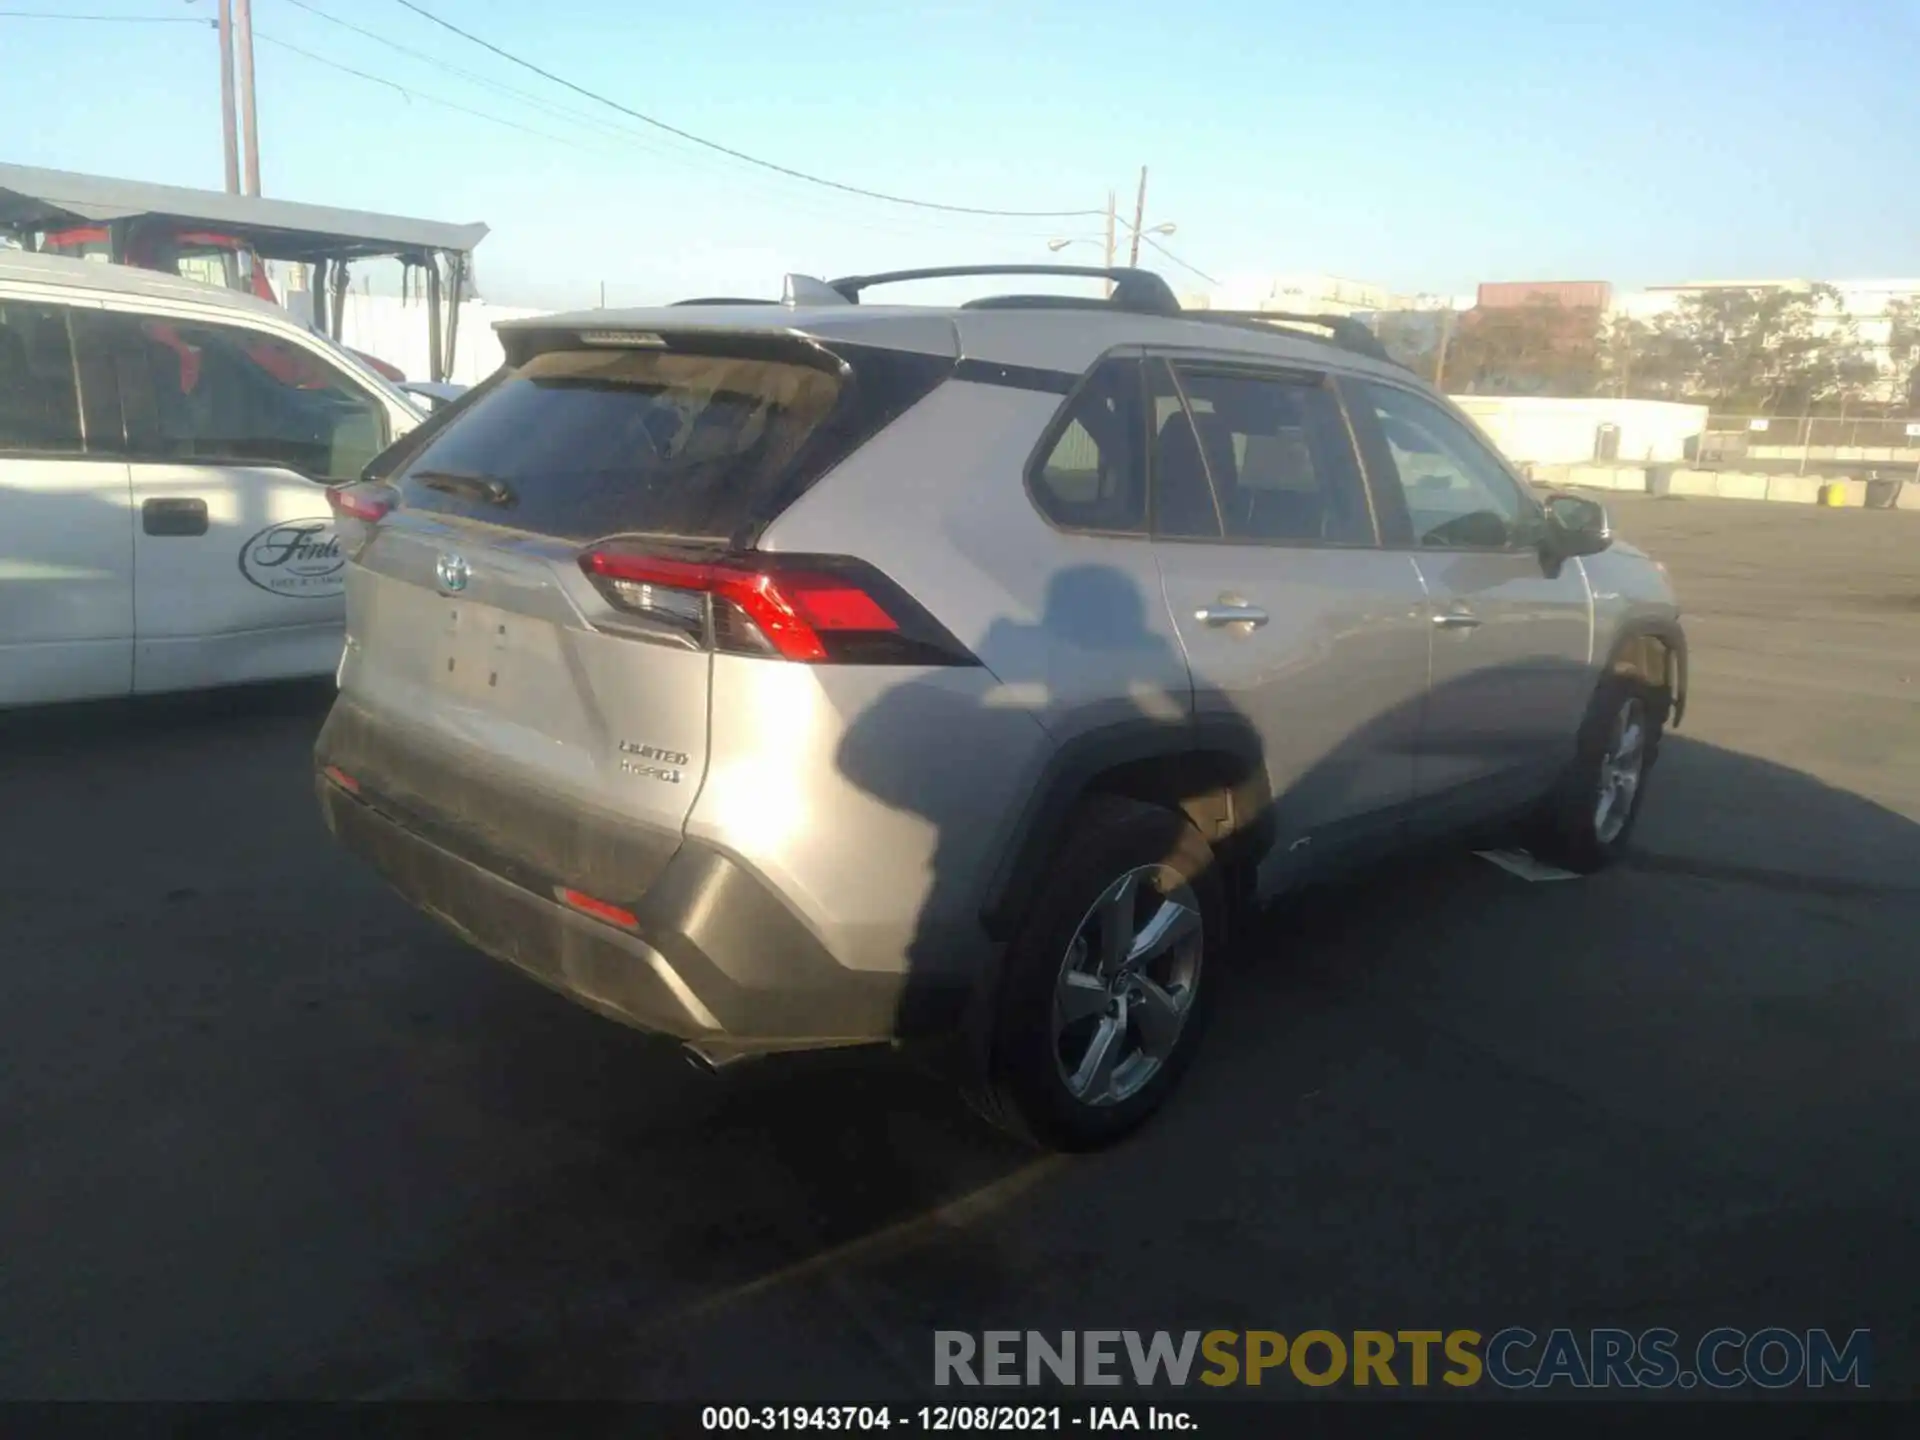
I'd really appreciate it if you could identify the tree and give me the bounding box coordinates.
[1884,297,1920,408]
[1599,314,1693,401]
[1647,283,1873,412]
[1444,297,1602,397]
[1368,310,1446,380]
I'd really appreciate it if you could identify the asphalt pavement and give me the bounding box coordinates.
[2,494,1917,1401]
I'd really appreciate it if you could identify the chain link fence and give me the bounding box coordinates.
[1699,413,1920,462]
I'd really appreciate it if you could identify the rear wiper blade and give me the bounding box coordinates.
[412,469,518,507]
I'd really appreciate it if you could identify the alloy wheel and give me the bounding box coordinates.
[1051,864,1204,1108]
[1593,696,1647,844]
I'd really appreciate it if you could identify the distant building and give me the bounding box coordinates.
[1182,273,1412,316]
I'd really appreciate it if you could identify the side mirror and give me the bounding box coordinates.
[1541,490,1613,558]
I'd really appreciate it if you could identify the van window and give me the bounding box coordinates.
[0,301,82,454]
[102,314,387,480]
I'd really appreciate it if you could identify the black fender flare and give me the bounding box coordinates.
[1603,618,1688,729]
[977,713,1273,943]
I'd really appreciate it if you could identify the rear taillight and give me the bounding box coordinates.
[327,482,396,524]
[578,547,976,666]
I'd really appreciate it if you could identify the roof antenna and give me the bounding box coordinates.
[783,273,848,307]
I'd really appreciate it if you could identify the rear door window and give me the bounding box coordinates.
[0,301,83,455]
[394,345,861,543]
[1154,363,1374,546]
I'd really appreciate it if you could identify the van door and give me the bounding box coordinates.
[0,297,134,705]
[96,310,394,694]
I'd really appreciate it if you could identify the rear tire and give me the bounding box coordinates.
[1531,675,1665,873]
[969,796,1223,1152]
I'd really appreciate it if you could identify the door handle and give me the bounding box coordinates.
[142,497,209,537]
[1195,604,1269,628]
[1432,610,1482,629]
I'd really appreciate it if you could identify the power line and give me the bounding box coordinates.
[1141,233,1219,286]
[253,31,573,142]
[5,4,1221,279]
[388,0,1102,220]
[272,2,1113,244]
[252,23,1071,248]
[281,0,619,135]
[285,0,1210,261]
[0,9,212,22]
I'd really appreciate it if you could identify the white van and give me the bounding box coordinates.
[0,250,425,707]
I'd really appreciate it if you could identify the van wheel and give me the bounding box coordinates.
[1531,676,1664,873]
[970,796,1223,1151]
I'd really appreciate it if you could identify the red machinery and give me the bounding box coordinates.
[0,163,486,386]
[40,221,408,383]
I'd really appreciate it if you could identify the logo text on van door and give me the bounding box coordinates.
[239,518,345,598]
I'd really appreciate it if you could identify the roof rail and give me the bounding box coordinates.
[1185,309,1396,364]
[826,264,1183,317]
[671,296,777,306]
[682,266,1400,368]
[959,294,1116,312]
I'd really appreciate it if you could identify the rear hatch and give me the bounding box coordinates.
[320,323,954,902]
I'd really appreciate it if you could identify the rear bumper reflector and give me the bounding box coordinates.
[321,764,360,794]
[557,887,640,930]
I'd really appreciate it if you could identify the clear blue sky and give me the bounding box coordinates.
[3,0,1918,309]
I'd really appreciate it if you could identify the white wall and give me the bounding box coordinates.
[283,291,548,385]
[1451,395,1708,465]
[1184,273,1428,316]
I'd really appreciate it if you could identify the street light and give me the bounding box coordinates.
[1048,220,1184,297]
[1048,220,1175,256]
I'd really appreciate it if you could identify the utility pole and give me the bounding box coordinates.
[1103,190,1115,296]
[234,0,261,195]
[1128,167,1148,267]
[217,0,239,194]
[1433,307,1456,389]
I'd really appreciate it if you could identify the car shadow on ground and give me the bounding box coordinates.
[245,575,1917,1398]
[0,675,338,750]
[5,575,1917,1400]
[249,724,1919,1401]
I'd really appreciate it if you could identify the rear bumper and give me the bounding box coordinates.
[316,770,969,1058]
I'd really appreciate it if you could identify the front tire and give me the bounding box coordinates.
[971,796,1223,1152]
[1532,675,1665,873]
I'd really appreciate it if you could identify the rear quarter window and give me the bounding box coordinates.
[1028,359,1146,533]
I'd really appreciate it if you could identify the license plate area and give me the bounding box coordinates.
[433,601,512,701]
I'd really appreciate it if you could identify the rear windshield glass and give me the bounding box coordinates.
[393,347,846,541]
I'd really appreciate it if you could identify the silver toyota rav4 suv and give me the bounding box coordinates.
[315,264,1686,1150]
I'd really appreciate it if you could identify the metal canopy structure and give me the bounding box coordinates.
[0,162,488,382]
